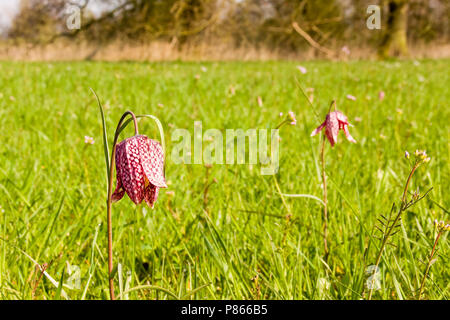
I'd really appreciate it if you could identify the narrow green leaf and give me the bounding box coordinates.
[36,195,65,261]
[55,266,65,300]
[180,282,212,300]
[90,88,110,181]
[116,285,179,300]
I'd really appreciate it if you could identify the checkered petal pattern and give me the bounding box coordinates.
[112,135,166,207]
[311,111,356,147]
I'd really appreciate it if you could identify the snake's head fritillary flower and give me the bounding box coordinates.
[112,135,167,208]
[311,111,356,147]
[378,91,385,101]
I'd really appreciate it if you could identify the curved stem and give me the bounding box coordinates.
[418,230,442,299]
[401,164,417,205]
[275,119,289,129]
[329,100,336,113]
[106,110,139,300]
[117,114,166,177]
[321,135,329,260]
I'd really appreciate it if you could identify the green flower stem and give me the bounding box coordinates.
[367,163,418,300]
[106,111,139,300]
[320,135,329,259]
[418,229,443,300]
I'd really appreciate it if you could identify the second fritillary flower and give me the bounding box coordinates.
[311,111,356,147]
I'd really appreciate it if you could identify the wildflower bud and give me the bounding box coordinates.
[413,149,430,165]
[404,151,410,159]
[412,188,420,201]
[434,220,447,231]
[287,111,297,125]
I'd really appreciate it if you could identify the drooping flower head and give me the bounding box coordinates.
[112,135,167,208]
[311,111,356,147]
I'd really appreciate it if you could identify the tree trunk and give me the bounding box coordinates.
[378,0,409,58]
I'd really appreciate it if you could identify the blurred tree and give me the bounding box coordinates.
[379,0,409,58]
[8,0,66,43]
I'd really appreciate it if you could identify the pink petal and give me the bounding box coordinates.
[144,184,159,209]
[326,112,339,146]
[311,121,326,137]
[297,65,307,74]
[111,157,125,202]
[137,136,167,188]
[325,127,336,147]
[343,125,356,143]
[335,111,348,124]
[116,137,145,204]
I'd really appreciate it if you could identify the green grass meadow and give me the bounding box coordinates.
[0,60,448,300]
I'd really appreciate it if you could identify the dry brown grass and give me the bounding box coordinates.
[0,40,448,61]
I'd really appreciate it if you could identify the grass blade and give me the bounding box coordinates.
[55,266,65,300]
[90,88,110,180]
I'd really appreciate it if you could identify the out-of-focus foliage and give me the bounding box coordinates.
[7,0,450,51]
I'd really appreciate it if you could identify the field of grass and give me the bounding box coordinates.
[0,59,448,300]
